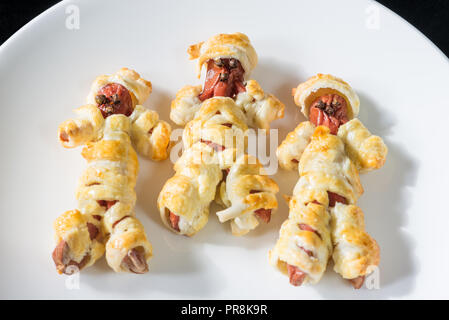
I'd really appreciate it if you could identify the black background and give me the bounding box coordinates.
[0,0,449,57]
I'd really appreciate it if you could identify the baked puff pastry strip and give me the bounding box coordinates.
[216,154,279,236]
[276,121,315,171]
[159,97,279,236]
[187,32,258,79]
[58,68,171,161]
[158,143,223,236]
[170,33,284,127]
[337,119,387,172]
[54,115,152,274]
[330,203,380,287]
[272,74,386,289]
[269,199,332,285]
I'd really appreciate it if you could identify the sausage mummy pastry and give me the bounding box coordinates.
[54,115,152,274]
[270,74,387,288]
[170,32,284,129]
[158,97,279,236]
[52,68,168,274]
[159,33,283,236]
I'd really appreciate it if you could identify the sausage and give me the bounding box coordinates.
[97,200,118,210]
[199,60,223,101]
[235,81,246,94]
[169,210,180,232]
[350,276,365,289]
[52,240,90,274]
[121,246,148,274]
[255,208,272,223]
[222,168,230,181]
[287,264,306,286]
[213,80,233,97]
[198,58,246,101]
[96,83,133,118]
[86,223,99,240]
[200,139,226,152]
[327,191,348,207]
[298,223,322,239]
[309,94,348,135]
[298,245,314,257]
[52,240,69,274]
[112,215,130,229]
[66,254,90,274]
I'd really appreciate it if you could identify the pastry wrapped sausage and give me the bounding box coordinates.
[58,68,171,161]
[269,199,332,285]
[276,121,315,171]
[170,33,284,127]
[162,33,283,236]
[330,203,380,288]
[159,97,279,236]
[52,68,168,274]
[54,115,152,274]
[271,74,386,288]
[216,154,279,236]
[337,118,387,172]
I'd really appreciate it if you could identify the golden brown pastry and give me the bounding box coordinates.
[170,33,284,127]
[216,154,279,236]
[271,74,386,289]
[161,33,283,236]
[276,121,315,171]
[58,68,171,161]
[52,68,167,274]
[159,97,279,236]
[187,32,258,79]
[330,203,380,284]
[292,73,360,120]
[269,199,332,285]
[53,115,152,274]
[337,118,387,172]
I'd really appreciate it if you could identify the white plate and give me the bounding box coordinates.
[0,0,448,300]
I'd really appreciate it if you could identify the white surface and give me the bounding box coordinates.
[0,0,448,299]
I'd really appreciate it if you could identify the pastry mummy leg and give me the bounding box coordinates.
[330,203,380,289]
[52,210,105,274]
[103,204,152,273]
[158,143,222,236]
[269,199,332,285]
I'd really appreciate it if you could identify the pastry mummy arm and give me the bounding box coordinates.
[330,203,380,282]
[235,80,285,130]
[276,121,315,171]
[216,154,279,236]
[170,85,203,126]
[129,105,172,161]
[58,105,104,148]
[338,119,388,173]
